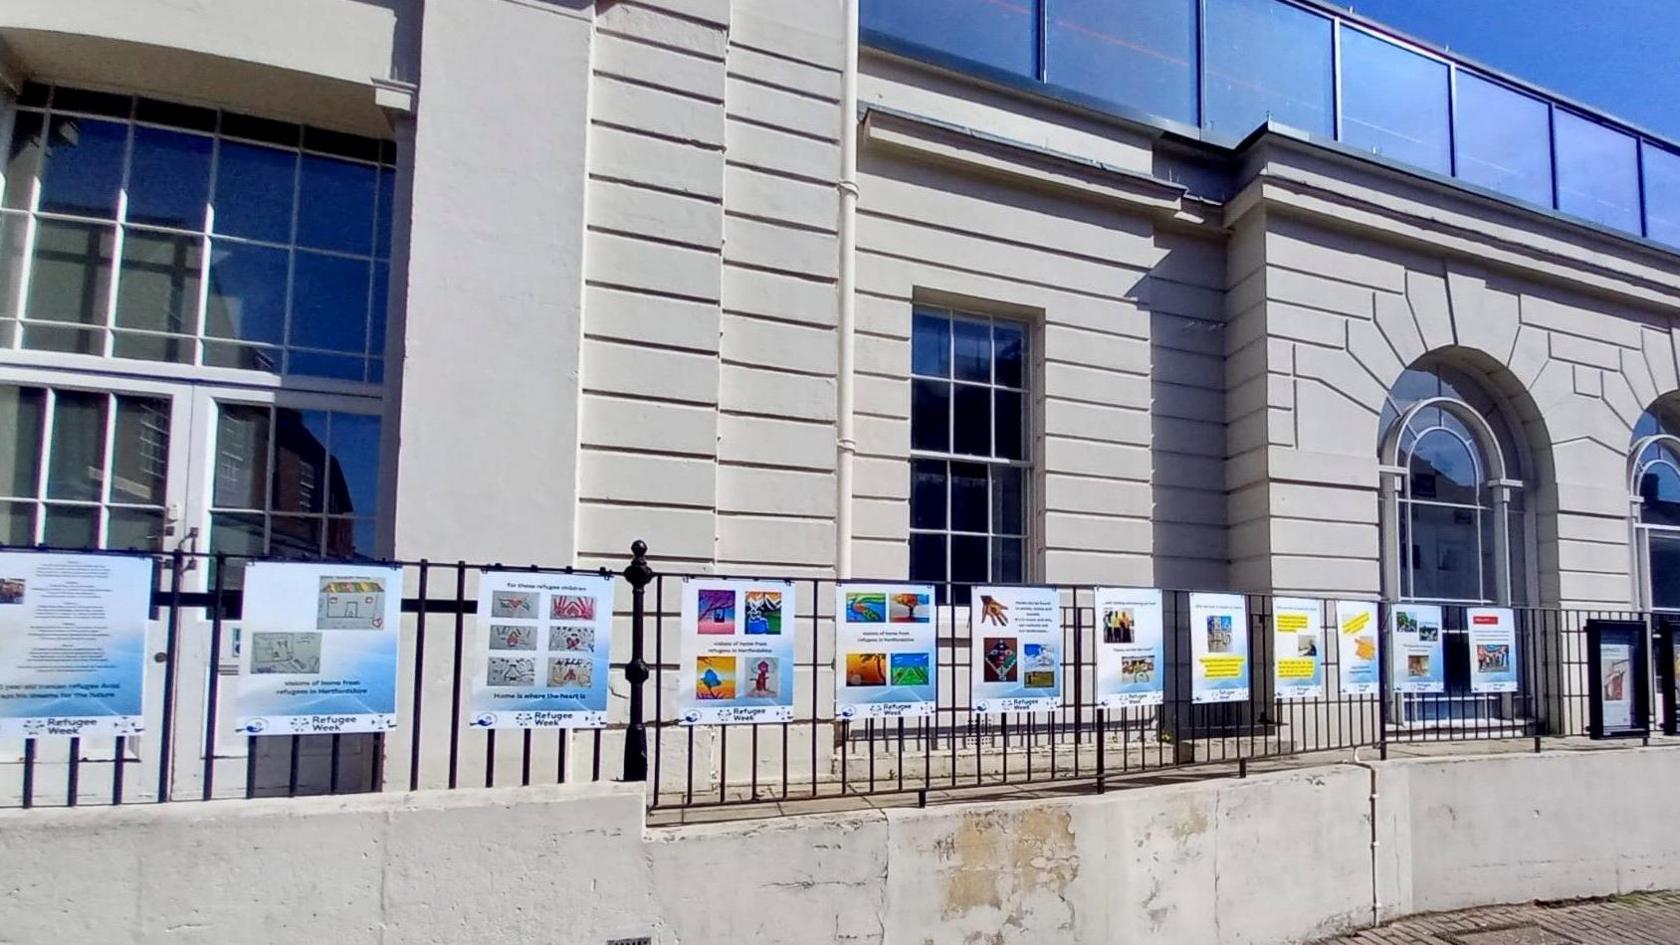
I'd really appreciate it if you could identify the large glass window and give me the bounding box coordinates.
[1553,109,1641,234]
[209,402,382,572]
[1452,73,1553,207]
[0,83,395,382]
[1380,363,1528,605]
[1338,26,1450,175]
[909,307,1029,603]
[861,0,1039,78]
[1203,0,1334,139]
[1045,0,1197,126]
[1642,143,1680,250]
[1632,409,1680,611]
[0,382,170,550]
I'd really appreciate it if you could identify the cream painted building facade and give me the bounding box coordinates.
[3,0,1680,790]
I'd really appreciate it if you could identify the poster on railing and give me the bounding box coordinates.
[1094,587,1164,708]
[1467,607,1518,694]
[1190,593,1249,704]
[234,562,402,736]
[970,586,1061,714]
[0,551,151,738]
[1390,603,1445,694]
[833,582,937,720]
[1272,597,1325,702]
[677,578,796,725]
[1335,600,1381,697]
[468,570,614,729]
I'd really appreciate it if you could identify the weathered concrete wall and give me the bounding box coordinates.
[7,749,1680,945]
[1397,749,1680,913]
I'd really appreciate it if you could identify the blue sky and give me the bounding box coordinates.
[1343,0,1680,141]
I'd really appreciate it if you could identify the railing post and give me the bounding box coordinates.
[621,540,654,782]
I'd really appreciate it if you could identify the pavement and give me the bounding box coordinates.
[1317,892,1680,944]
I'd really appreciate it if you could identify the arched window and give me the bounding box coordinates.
[1630,408,1680,611]
[1378,362,1530,605]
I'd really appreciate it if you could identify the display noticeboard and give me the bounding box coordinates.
[1190,593,1249,704]
[1334,600,1381,697]
[469,570,614,730]
[1390,603,1445,694]
[235,562,403,736]
[1272,597,1325,702]
[0,551,152,738]
[1586,619,1648,740]
[1093,587,1165,709]
[970,586,1061,714]
[677,578,797,725]
[833,583,938,720]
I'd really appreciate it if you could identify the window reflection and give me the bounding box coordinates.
[209,402,382,571]
[1204,0,1334,138]
[1,84,394,381]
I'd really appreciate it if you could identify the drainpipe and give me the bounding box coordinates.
[1344,751,1382,930]
[836,0,860,580]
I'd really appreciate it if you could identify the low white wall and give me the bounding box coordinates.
[2,749,1678,945]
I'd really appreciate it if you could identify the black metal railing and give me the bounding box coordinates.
[0,540,1656,813]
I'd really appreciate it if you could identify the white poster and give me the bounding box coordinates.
[1467,607,1517,694]
[1391,604,1445,694]
[970,586,1061,714]
[834,583,937,720]
[469,571,614,729]
[1094,587,1164,708]
[0,552,152,738]
[1190,593,1249,704]
[1272,597,1325,702]
[678,578,796,725]
[235,562,403,736]
[1334,600,1381,697]
[1601,642,1634,730]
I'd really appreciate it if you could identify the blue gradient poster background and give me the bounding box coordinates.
[236,562,402,736]
[0,552,152,738]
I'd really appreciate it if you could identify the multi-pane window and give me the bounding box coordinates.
[908,307,1029,603]
[0,382,171,550]
[209,403,381,573]
[1380,364,1527,605]
[1,83,394,383]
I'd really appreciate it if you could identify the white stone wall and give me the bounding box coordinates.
[1229,140,1680,606]
[8,749,1680,944]
[576,0,844,575]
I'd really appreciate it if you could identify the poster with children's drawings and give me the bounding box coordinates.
[235,562,402,736]
[1391,604,1445,694]
[834,583,937,720]
[678,578,796,725]
[1094,587,1165,708]
[0,551,152,738]
[1272,597,1325,702]
[1467,607,1517,694]
[469,570,614,729]
[1191,593,1249,704]
[970,586,1061,714]
[1335,601,1381,697]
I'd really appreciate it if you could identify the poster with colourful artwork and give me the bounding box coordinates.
[468,570,614,729]
[235,562,402,736]
[1272,597,1325,702]
[1190,593,1249,704]
[678,578,796,724]
[1391,604,1445,694]
[1467,607,1517,694]
[1093,587,1164,709]
[833,583,937,720]
[969,586,1061,714]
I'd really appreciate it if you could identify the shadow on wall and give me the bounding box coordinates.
[1147,275,1229,590]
